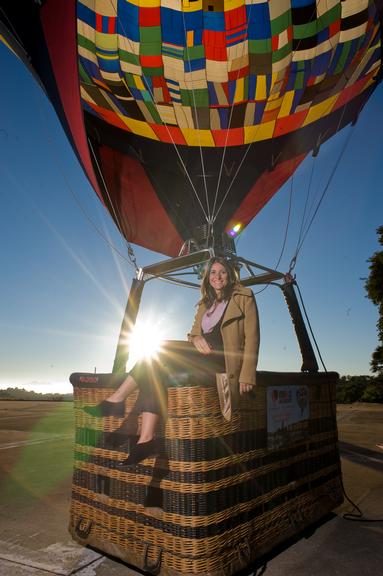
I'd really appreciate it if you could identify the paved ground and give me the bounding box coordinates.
[0,401,382,576]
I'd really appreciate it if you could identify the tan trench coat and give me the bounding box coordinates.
[188,284,260,407]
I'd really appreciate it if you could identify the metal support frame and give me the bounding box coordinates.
[112,249,319,374]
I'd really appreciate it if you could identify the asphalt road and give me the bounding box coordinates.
[0,401,382,576]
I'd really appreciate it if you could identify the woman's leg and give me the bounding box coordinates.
[137,412,160,443]
[106,375,137,402]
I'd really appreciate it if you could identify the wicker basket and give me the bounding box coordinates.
[69,342,343,575]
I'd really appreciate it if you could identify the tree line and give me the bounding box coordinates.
[0,387,73,402]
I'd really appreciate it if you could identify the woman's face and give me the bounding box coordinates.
[209,262,229,295]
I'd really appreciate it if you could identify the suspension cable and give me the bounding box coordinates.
[29,80,139,269]
[182,12,210,222]
[108,0,210,223]
[210,2,255,223]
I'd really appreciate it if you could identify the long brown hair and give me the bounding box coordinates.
[200,257,239,306]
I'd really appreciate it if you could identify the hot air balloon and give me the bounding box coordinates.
[1,1,381,574]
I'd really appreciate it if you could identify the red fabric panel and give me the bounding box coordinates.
[274,110,308,137]
[40,0,102,201]
[99,147,183,257]
[139,7,161,26]
[226,154,307,232]
[212,127,244,146]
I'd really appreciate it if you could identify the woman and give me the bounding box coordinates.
[84,257,260,465]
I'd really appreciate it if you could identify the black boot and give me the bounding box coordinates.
[83,399,125,418]
[116,439,159,467]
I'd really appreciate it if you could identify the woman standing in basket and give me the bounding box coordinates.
[84,257,260,465]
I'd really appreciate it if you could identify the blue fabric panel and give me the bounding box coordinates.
[129,86,144,100]
[194,28,203,44]
[98,57,120,73]
[184,57,205,72]
[183,10,204,30]
[117,0,139,41]
[317,27,329,44]
[218,107,229,129]
[291,0,316,7]
[208,82,218,105]
[248,74,256,100]
[265,74,272,96]
[228,80,236,104]
[203,11,225,31]
[311,51,331,76]
[161,8,186,45]
[77,2,96,27]
[291,89,304,112]
[328,44,343,74]
[247,4,271,40]
[254,101,266,123]
[80,58,103,81]
[82,100,96,115]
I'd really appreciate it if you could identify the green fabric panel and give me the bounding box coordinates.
[140,26,161,43]
[293,21,317,39]
[119,49,140,66]
[185,45,205,60]
[180,88,209,107]
[248,38,272,54]
[270,11,292,36]
[319,4,341,29]
[78,61,91,83]
[334,42,351,75]
[141,66,164,76]
[145,102,161,123]
[294,71,305,90]
[124,73,135,87]
[272,42,292,63]
[78,34,95,54]
[140,42,162,55]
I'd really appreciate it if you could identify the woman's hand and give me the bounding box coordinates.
[191,335,212,355]
[240,382,254,395]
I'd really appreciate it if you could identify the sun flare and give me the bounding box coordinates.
[127,320,164,368]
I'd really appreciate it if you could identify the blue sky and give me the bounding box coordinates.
[1,43,382,393]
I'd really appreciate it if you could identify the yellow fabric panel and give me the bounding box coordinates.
[225,0,246,10]
[302,95,338,126]
[244,121,276,143]
[94,0,117,16]
[255,76,267,100]
[234,77,245,103]
[182,129,215,146]
[279,91,294,118]
[134,75,145,90]
[95,31,118,52]
[265,96,283,111]
[129,0,161,7]
[187,30,194,47]
[121,116,159,139]
[182,0,202,10]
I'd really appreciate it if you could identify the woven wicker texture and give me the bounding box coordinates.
[69,366,343,576]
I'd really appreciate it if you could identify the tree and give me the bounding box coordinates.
[365,226,383,375]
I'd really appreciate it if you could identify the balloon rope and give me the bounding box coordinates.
[182,12,210,222]
[30,82,137,268]
[212,1,326,225]
[108,0,210,223]
[87,138,132,243]
[210,2,255,224]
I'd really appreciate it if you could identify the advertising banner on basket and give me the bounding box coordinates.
[267,386,309,449]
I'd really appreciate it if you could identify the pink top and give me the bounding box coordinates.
[201,300,227,334]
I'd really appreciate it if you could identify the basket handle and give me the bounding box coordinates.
[142,543,162,574]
